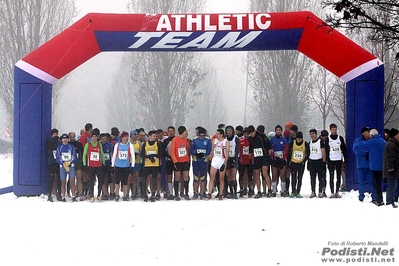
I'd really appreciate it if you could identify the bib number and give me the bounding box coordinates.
[214,148,222,157]
[331,145,340,155]
[90,152,100,161]
[229,149,235,157]
[274,151,283,159]
[254,148,263,158]
[242,146,249,155]
[293,151,303,160]
[52,150,57,159]
[178,148,187,157]
[62,152,71,162]
[311,146,320,154]
[118,150,128,160]
[197,149,206,154]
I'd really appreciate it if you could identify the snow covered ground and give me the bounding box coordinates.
[0,156,397,266]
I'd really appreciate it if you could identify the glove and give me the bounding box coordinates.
[196,152,205,159]
[63,161,71,173]
[220,164,226,172]
[149,157,155,163]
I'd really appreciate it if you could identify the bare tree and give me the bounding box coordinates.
[330,77,346,130]
[310,66,335,129]
[116,0,207,129]
[106,55,144,131]
[186,66,227,132]
[247,0,316,129]
[323,0,399,55]
[0,0,77,123]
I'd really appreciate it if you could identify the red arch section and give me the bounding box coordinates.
[18,11,379,83]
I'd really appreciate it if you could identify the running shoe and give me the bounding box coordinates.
[310,192,316,198]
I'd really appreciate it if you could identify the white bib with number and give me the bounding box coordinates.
[242,146,249,155]
[197,149,206,154]
[90,152,100,161]
[254,148,263,157]
[214,148,222,157]
[293,151,303,160]
[274,151,283,159]
[62,152,72,162]
[118,150,128,160]
[178,147,187,157]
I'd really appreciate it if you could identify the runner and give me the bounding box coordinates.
[129,129,142,200]
[325,123,347,198]
[190,127,212,199]
[248,125,272,198]
[82,131,105,202]
[238,127,253,198]
[308,129,326,198]
[170,126,191,201]
[319,130,329,197]
[69,132,84,199]
[100,133,114,200]
[46,128,61,202]
[112,131,134,201]
[56,133,77,202]
[207,128,230,200]
[225,125,240,199]
[270,125,289,197]
[163,126,176,199]
[287,131,308,198]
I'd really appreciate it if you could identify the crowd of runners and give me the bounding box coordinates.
[45,121,399,207]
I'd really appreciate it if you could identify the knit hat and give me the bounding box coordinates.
[235,125,243,133]
[296,131,303,139]
[198,128,206,136]
[257,125,265,133]
[291,125,298,133]
[285,121,293,129]
[389,128,399,138]
[178,126,186,135]
[268,131,276,138]
[60,133,69,139]
[320,130,328,136]
[361,127,371,134]
[111,127,119,136]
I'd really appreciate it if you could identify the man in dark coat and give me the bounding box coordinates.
[383,128,399,208]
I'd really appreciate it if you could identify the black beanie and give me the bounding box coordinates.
[389,128,399,138]
[178,126,186,135]
[296,131,303,138]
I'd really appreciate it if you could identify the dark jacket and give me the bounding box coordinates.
[383,138,399,179]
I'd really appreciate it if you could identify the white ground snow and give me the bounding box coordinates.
[0,156,398,266]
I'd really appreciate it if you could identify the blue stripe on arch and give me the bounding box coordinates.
[94,29,303,52]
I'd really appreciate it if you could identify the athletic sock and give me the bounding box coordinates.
[168,183,173,195]
[184,181,189,195]
[281,182,286,193]
[174,181,179,197]
[272,182,277,193]
[233,180,237,194]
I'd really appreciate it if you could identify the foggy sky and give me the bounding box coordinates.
[55,0,250,136]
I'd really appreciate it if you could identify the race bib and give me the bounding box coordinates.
[254,148,263,157]
[61,152,71,162]
[147,150,156,155]
[52,150,56,159]
[274,151,283,159]
[331,145,341,155]
[119,150,128,160]
[214,147,222,157]
[178,147,187,157]
[242,146,249,155]
[197,149,206,154]
[293,151,303,160]
[103,153,110,160]
[311,146,320,154]
[90,152,100,161]
[229,149,235,157]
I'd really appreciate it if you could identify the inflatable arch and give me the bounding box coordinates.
[13,11,383,196]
